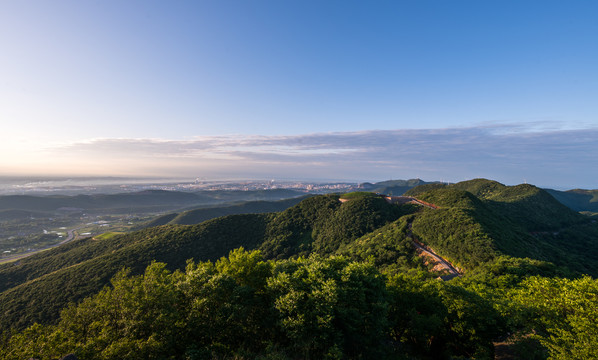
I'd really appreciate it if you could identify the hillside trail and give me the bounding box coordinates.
[383,195,439,209]
[404,202,461,280]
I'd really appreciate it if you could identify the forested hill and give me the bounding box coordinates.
[405,179,598,273]
[143,196,309,227]
[0,194,412,330]
[2,179,598,359]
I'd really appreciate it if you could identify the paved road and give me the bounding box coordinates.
[0,227,84,264]
[59,228,78,245]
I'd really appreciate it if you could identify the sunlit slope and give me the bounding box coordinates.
[336,215,424,274]
[259,194,412,259]
[448,179,582,230]
[406,179,597,273]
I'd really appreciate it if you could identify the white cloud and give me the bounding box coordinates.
[6,124,598,187]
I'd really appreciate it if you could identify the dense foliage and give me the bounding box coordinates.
[4,249,597,360]
[259,195,410,259]
[0,214,270,330]
[0,194,407,330]
[2,179,598,359]
[408,180,598,274]
[506,276,598,359]
[0,250,505,360]
[336,215,426,274]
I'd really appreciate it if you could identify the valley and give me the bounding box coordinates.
[0,186,311,260]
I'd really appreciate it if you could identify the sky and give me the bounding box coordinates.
[1,1,597,188]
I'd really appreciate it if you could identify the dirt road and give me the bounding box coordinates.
[412,240,461,279]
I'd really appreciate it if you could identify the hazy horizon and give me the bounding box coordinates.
[1,1,596,189]
[0,174,589,194]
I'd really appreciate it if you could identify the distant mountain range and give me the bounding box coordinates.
[141,196,309,228]
[358,178,434,195]
[0,188,306,221]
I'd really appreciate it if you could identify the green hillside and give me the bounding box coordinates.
[140,197,307,228]
[3,249,597,360]
[0,194,407,330]
[3,181,597,331]
[406,179,596,273]
[336,214,425,274]
[2,179,598,359]
[449,179,582,230]
[260,194,412,259]
[545,188,598,212]
[0,214,270,330]
[0,251,503,360]
[0,189,307,259]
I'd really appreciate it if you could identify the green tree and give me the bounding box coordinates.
[181,248,276,358]
[508,276,598,360]
[59,262,183,360]
[267,256,389,359]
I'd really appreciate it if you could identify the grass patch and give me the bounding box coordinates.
[93,232,125,241]
[339,191,379,200]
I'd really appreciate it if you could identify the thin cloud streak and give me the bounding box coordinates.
[41,124,598,188]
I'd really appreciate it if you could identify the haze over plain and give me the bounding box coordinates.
[1,1,597,188]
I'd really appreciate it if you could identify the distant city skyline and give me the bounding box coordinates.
[1,1,597,188]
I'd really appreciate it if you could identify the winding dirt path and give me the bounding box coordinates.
[403,201,461,280]
[411,239,461,279]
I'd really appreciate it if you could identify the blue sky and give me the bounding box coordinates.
[1,1,597,188]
